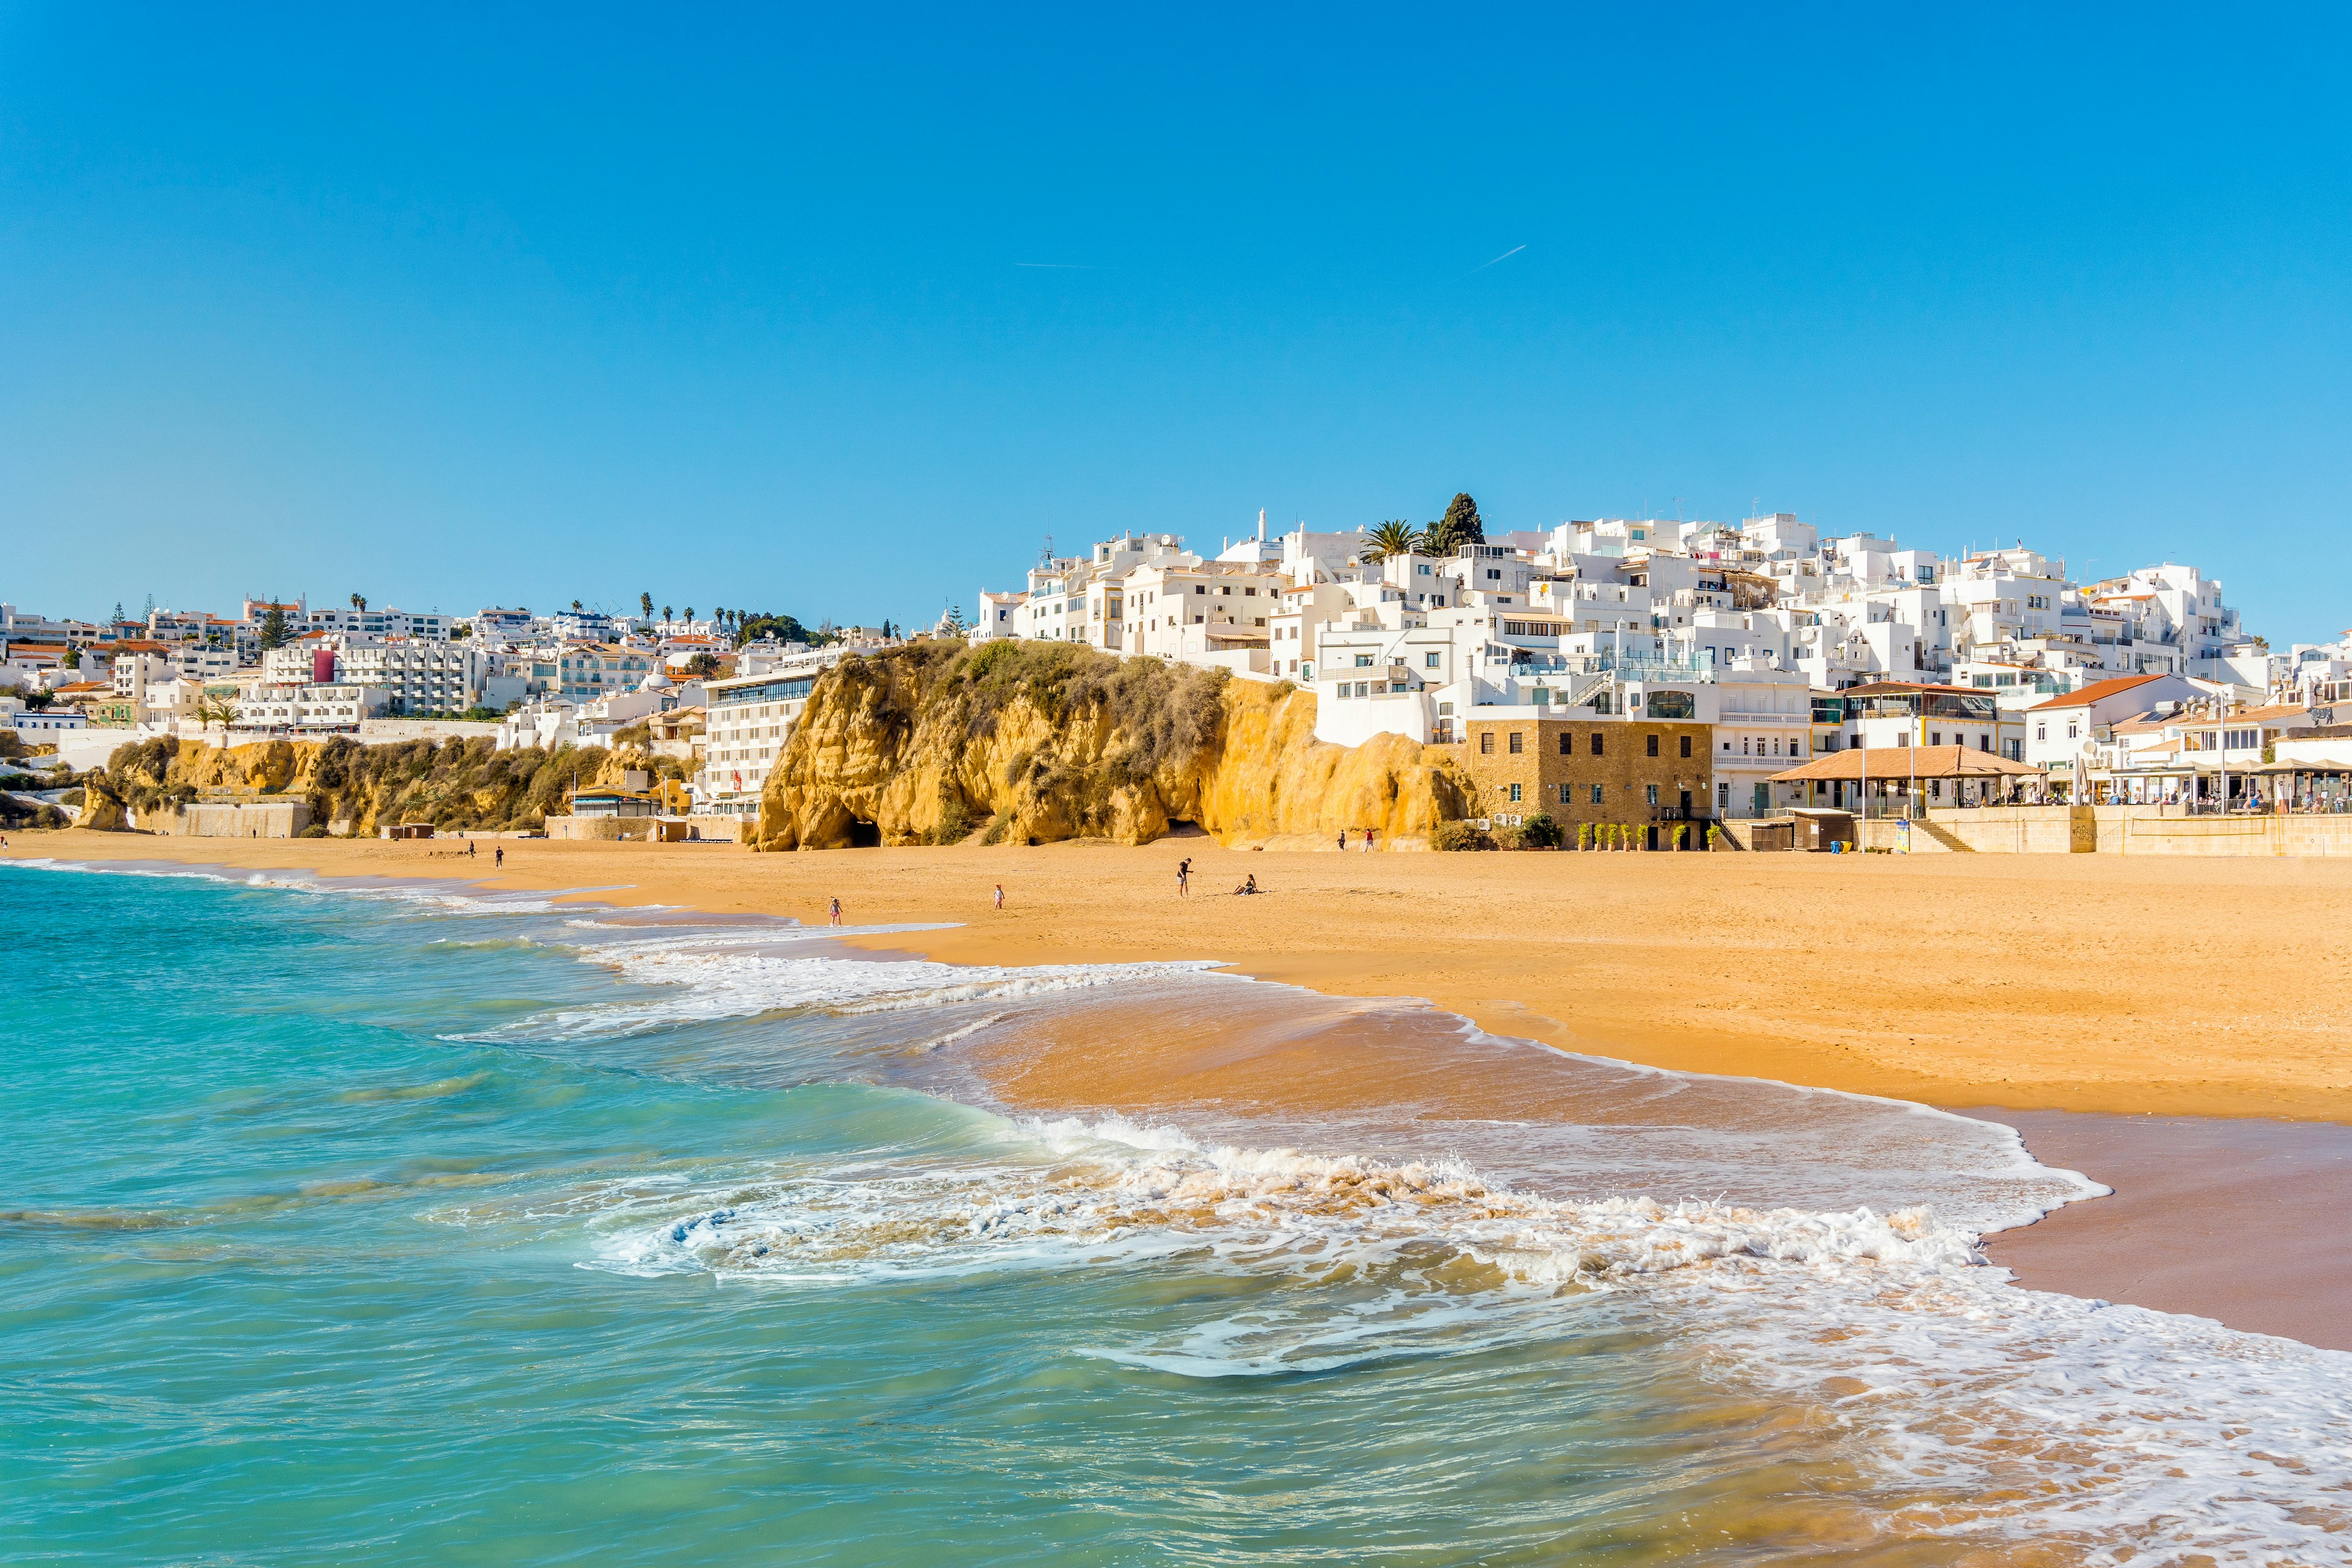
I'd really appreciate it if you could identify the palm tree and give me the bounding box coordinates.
[640,591,654,620]
[350,592,368,611]
[682,606,694,623]
[663,605,674,624]
[571,599,583,613]
[1361,519,1421,562]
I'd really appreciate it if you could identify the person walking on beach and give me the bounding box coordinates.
[1177,859,1190,897]
[993,883,1005,910]
[467,841,475,859]
[1335,831,1344,852]
[1363,827,1375,853]
[829,897,842,927]
[494,845,503,868]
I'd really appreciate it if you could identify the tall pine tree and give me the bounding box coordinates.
[1424,492,1487,554]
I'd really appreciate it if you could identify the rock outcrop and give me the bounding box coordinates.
[755,643,1471,850]
[81,734,677,836]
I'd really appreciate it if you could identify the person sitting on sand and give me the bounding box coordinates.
[1232,873,1259,895]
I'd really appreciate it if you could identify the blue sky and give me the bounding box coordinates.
[4,4,2349,641]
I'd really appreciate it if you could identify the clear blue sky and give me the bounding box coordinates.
[4,4,2348,641]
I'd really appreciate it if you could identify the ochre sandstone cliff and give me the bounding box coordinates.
[80,735,674,836]
[754,643,1471,850]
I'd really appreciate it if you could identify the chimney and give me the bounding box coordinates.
[1257,508,1267,542]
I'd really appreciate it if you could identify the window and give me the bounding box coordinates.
[1590,733,1604,756]
[1355,654,1373,668]
[1558,783,1572,804]
[1645,734,1659,757]
[1220,586,1232,595]
[1479,732,1493,755]
[1508,732,1523,754]
[1679,735,1692,758]
[1244,587,1257,596]
[1590,784,1604,804]
[1646,785,1659,806]
[2035,723,2047,742]
[1509,782,1523,802]
[1487,568,1501,581]
[1425,652,1440,668]
[1558,733,1572,755]
[1194,585,1205,595]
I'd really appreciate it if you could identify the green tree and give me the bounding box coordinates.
[944,601,970,636]
[1361,519,1422,562]
[683,606,694,623]
[663,605,674,624]
[571,598,584,613]
[640,591,654,620]
[24,688,55,712]
[350,593,367,611]
[684,652,720,678]
[194,694,241,736]
[1520,811,1563,849]
[260,604,289,650]
[1423,492,1487,555]
[62,645,81,670]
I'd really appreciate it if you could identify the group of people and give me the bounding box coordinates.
[1173,856,1261,897]
[1336,828,1378,852]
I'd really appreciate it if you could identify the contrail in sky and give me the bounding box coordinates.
[1468,244,1526,274]
[1014,262,1097,269]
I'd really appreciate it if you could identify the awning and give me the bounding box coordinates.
[1766,745,2046,785]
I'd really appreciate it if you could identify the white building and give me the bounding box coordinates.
[230,682,391,736]
[697,647,854,816]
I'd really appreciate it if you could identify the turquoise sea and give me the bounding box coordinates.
[6,861,2347,1566]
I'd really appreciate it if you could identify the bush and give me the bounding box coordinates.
[929,798,975,846]
[1706,824,1724,850]
[1431,820,1485,851]
[979,813,1008,845]
[1672,824,1688,851]
[1577,821,1593,851]
[1518,812,1563,850]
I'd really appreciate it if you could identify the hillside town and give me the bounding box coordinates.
[6,497,2351,837]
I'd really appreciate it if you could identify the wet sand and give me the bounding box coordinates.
[16,829,2352,1346]
[1972,1109,2352,1351]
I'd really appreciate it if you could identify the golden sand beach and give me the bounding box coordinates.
[30,828,2351,1123]
[20,829,2352,1347]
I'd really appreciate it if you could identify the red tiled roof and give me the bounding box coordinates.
[2025,674,2163,712]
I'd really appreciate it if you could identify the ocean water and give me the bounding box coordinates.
[5,861,2348,1566]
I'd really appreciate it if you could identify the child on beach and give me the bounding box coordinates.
[993,884,1004,910]
[829,897,842,927]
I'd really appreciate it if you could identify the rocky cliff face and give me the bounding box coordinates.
[80,735,672,836]
[754,644,1471,850]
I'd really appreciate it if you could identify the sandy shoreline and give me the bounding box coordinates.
[27,829,2348,1121]
[15,828,2352,1346]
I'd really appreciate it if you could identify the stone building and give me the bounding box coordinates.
[1458,714,1714,849]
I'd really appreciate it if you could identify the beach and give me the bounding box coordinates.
[31,829,2351,1120]
[18,829,2352,1348]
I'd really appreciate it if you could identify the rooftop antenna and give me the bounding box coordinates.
[1037,532,1054,567]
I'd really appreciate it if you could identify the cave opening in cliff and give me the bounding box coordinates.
[1164,820,1208,838]
[848,819,881,848]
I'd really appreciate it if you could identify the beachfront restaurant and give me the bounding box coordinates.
[1764,744,2048,817]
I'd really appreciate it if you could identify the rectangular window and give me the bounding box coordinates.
[1646,784,1659,806]
[1590,733,1604,756]
[1508,732,1523,754]
[1679,735,1692,758]
[1590,784,1604,805]
[1425,652,1440,668]
[1509,782,1522,803]
[1645,734,1659,757]
[1558,783,1572,804]
[1479,732,1493,755]
[1559,733,1572,755]
[1355,654,1373,667]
